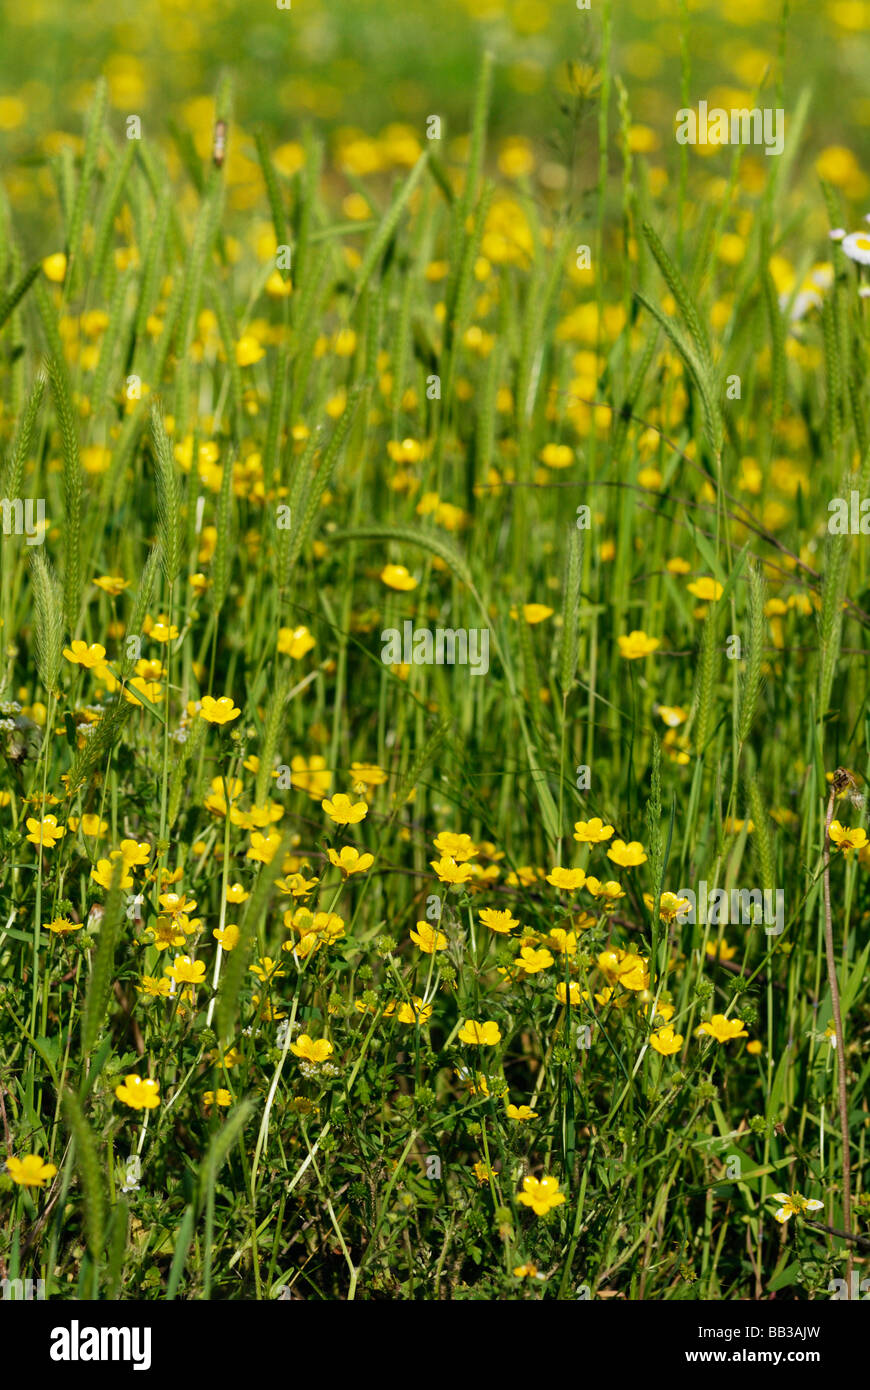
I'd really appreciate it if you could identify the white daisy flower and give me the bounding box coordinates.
[841,231,870,265]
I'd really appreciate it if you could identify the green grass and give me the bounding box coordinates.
[1,8,870,1302]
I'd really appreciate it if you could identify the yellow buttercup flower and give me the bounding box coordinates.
[650,1026,683,1056]
[696,1014,749,1043]
[617,630,660,659]
[479,907,520,934]
[409,920,447,953]
[380,563,418,590]
[290,1035,334,1063]
[517,945,554,974]
[235,334,265,366]
[63,640,107,668]
[506,1103,538,1121]
[322,793,368,825]
[687,576,723,602]
[115,1075,161,1110]
[546,866,586,890]
[573,817,614,844]
[6,1153,58,1187]
[606,839,647,868]
[47,916,81,934]
[200,695,241,724]
[517,1174,566,1216]
[164,954,206,985]
[458,1019,502,1046]
[433,831,477,862]
[26,815,65,848]
[42,252,67,283]
[430,855,473,885]
[327,845,374,876]
[829,821,868,854]
[278,625,316,658]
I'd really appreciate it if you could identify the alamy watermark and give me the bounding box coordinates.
[828,491,870,534]
[381,620,490,676]
[0,498,46,546]
[675,101,784,157]
[675,881,784,936]
[1,1276,45,1299]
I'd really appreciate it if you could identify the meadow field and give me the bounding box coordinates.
[1,0,870,1304]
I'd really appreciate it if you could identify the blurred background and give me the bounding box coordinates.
[1,0,869,247]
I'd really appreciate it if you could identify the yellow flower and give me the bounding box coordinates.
[650,1026,683,1056]
[249,955,285,981]
[517,945,554,974]
[519,603,553,624]
[409,920,448,953]
[42,252,67,283]
[618,630,660,659]
[327,845,374,876]
[585,877,625,901]
[539,443,573,468]
[546,866,586,890]
[573,818,614,844]
[458,1019,502,1046]
[119,839,151,867]
[63,639,107,668]
[506,1103,538,1121]
[137,975,172,998]
[26,815,65,848]
[517,1174,566,1216]
[656,704,687,728]
[200,695,241,724]
[6,1153,58,1187]
[606,839,647,868]
[47,916,81,934]
[124,677,163,708]
[380,563,418,590]
[649,891,691,923]
[290,1034,334,1063]
[291,755,332,798]
[696,1013,749,1043]
[829,821,868,854]
[213,923,240,950]
[77,813,108,838]
[235,334,265,366]
[322,793,368,825]
[397,996,432,1025]
[687,576,723,602]
[705,938,738,962]
[115,1075,161,1110]
[479,907,520,934]
[556,981,582,1006]
[430,855,473,885]
[278,625,316,658]
[93,575,130,596]
[247,830,282,863]
[349,761,388,788]
[433,831,478,862]
[145,616,179,643]
[164,954,206,985]
[203,1089,232,1107]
